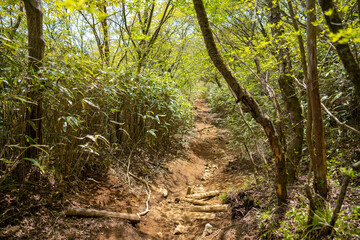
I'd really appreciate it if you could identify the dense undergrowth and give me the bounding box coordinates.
[0,41,193,191]
[207,82,360,239]
[207,84,267,152]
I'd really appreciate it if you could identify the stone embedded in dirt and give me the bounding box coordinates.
[157,232,163,238]
[173,224,186,235]
[160,188,168,198]
[202,223,213,237]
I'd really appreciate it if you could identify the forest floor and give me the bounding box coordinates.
[0,99,265,239]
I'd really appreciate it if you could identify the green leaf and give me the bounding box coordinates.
[82,98,100,109]
[0,158,10,164]
[324,8,333,16]
[147,129,157,138]
[24,158,45,173]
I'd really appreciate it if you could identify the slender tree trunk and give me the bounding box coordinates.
[193,0,287,205]
[79,10,105,64]
[101,5,110,66]
[135,0,173,74]
[22,0,45,180]
[307,0,328,199]
[287,1,307,81]
[287,1,317,183]
[9,5,23,40]
[267,0,304,183]
[319,0,360,126]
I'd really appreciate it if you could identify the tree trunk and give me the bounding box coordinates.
[22,0,45,181]
[329,161,360,228]
[307,0,328,199]
[268,0,304,183]
[23,0,45,71]
[319,0,360,126]
[9,5,23,40]
[287,0,317,184]
[101,5,110,66]
[192,0,287,205]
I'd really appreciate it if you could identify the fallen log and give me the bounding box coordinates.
[65,208,140,223]
[190,204,228,212]
[177,197,209,205]
[186,190,220,199]
[183,212,216,220]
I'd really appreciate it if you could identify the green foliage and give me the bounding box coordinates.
[257,208,279,238]
[0,36,193,181]
[207,82,268,154]
[220,192,227,203]
[311,205,333,230]
[280,204,308,239]
[334,212,360,239]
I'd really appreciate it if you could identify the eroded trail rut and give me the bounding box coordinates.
[132,99,248,239]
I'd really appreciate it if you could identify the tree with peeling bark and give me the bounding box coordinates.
[306,0,328,200]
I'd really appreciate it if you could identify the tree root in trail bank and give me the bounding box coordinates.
[65,208,141,223]
[137,175,151,217]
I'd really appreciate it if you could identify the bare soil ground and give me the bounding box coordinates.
[0,99,253,239]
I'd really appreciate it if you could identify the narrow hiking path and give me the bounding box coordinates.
[132,99,249,239]
[48,99,251,240]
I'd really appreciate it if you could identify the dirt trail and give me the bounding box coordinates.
[130,99,248,239]
[54,99,249,240]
